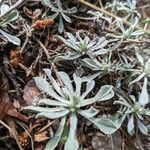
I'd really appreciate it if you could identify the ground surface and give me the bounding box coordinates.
[0,0,150,150]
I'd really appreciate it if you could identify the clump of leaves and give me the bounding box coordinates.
[107,17,144,40]
[21,69,116,150]
[105,0,139,19]
[80,54,135,80]
[114,78,150,135]
[42,0,77,33]
[55,32,109,62]
[87,10,112,23]
[129,53,150,85]
[0,4,20,45]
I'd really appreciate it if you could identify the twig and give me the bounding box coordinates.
[19,36,29,54]
[36,39,50,60]
[35,39,64,86]
[16,121,34,150]
[18,63,35,76]
[78,0,150,34]
[0,120,23,150]
[0,0,28,20]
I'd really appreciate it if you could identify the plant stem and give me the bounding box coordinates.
[0,0,28,20]
[78,0,150,34]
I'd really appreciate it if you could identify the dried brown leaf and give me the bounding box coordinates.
[23,80,40,105]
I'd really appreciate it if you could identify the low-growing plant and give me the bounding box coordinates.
[0,4,20,45]
[113,78,150,135]
[80,54,135,80]
[55,32,109,62]
[129,53,150,85]
[107,17,144,40]
[42,0,77,33]
[87,10,112,23]
[105,0,139,19]
[21,69,116,150]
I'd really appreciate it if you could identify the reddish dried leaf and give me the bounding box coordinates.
[32,19,54,29]
[7,109,29,122]
[34,131,49,142]
[13,99,21,109]
[23,80,40,105]
[0,101,11,119]
[18,123,40,146]
[10,49,23,67]
[23,7,42,20]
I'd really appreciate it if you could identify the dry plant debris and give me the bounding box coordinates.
[0,0,150,150]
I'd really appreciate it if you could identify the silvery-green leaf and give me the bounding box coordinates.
[138,78,149,106]
[106,32,122,38]
[76,32,83,42]
[127,115,135,135]
[96,85,114,101]
[0,29,20,45]
[43,69,66,98]
[80,85,114,107]
[34,77,68,104]
[61,12,71,23]
[0,4,9,15]
[112,114,127,129]
[42,0,54,8]
[136,53,144,65]
[87,10,103,18]
[88,117,117,134]
[130,16,139,27]
[87,40,97,49]
[125,109,133,114]
[45,117,66,150]
[64,7,77,14]
[58,72,74,93]
[140,108,150,116]
[54,53,81,62]
[58,15,64,33]
[36,108,69,119]
[82,72,102,81]
[81,80,95,99]
[21,106,65,113]
[129,73,145,85]
[136,112,144,120]
[116,17,125,33]
[114,101,131,108]
[55,35,78,49]
[131,30,144,36]
[130,95,136,103]
[39,99,68,107]
[124,27,133,38]
[78,107,99,118]
[64,113,79,150]
[81,58,100,70]
[0,11,18,26]
[73,73,82,96]
[83,36,90,46]
[144,59,150,74]
[66,32,77,43]
[91,37,108,51]
[91,49,108,56]
[137,119,148,135]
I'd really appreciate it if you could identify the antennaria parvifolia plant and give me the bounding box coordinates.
[21,69,116,150]
[113,78,150,135]
[54,32,109,62]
